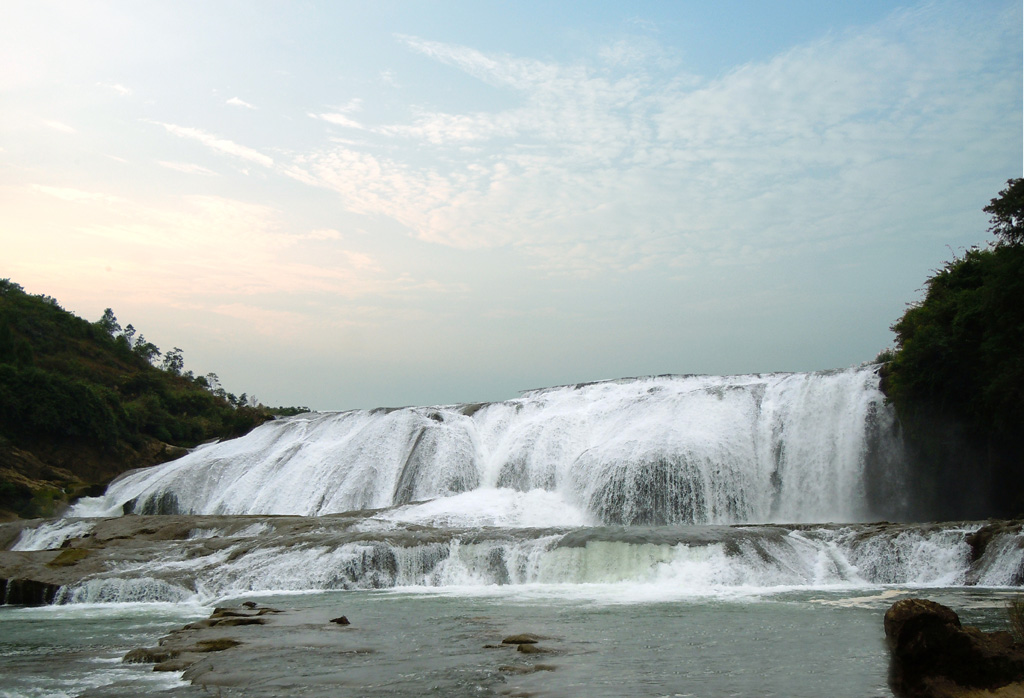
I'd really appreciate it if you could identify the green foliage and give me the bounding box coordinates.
[0,280,274,453]
[161,347,184,375]
[0,479,62,518]
[873,347,896,364]
[0,365,124,446]
[0,279,314,519]
[882,180,1024,517]
[885,244,1024,438]
[1008,596,1024,643]
[96,308,121,337]
[985,178,1024,246]
[0,479,33,512]
[264,405,312,417]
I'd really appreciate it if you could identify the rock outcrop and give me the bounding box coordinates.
[885,598,1024,697]
[0,577,61,605]
[122,604,279,673]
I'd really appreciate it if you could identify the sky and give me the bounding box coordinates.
[1,1,1021,411]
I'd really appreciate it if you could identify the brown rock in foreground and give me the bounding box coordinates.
[885,598,1024,697]
[122,605,258,674]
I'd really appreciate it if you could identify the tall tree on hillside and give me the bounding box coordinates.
[97,308,121,337]
[883,177,1024,517]
[984,177,1024,245]
[162,347,184,375]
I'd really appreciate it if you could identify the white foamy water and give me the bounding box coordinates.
[29,520,1021,606]
[357,488,595,530]
[71,366,904,526]
[11,518,96,551]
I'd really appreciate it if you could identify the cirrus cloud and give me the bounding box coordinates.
[149,121,274,167]
[289,4,1018,276]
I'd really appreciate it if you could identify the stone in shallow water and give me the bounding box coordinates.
[884,598,1024,697]
[122,647,177,664]
[502,633,542,644]
[499,664,557,674]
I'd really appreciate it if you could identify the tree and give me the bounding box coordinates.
[161,347,184,375]
[132,335,161,363]
[0,320,13,363]
[96,308,121,337]
[882,178,1024,518]
[984,178,1024,246]
[0,279,25,296]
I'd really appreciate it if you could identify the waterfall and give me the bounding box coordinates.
[20,519,1022,604]
[72,366,905,525]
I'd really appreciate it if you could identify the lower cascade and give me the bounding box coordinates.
[7,517,1024,604]
[72,366,905,526]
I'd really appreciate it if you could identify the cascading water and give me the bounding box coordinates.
[11,517,1022,605]
[72,366,905,526]
[17,364,1021,612]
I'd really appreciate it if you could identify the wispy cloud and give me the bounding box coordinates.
[9,186,442,311]
[149,121,273,167]
[309,112,365,129]
[303,228,343,241]
[335,98,363,113]
[626,17,659,33]
[98,81,132,96]
[291,6,1018,276]
[31,185,126,205]
[226,96,256,109]
[43,120,76,134]
[158,161,219,176]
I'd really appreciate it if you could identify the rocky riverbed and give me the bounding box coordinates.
[114,600,562,694]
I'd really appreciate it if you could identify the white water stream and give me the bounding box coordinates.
[71,367,904,525]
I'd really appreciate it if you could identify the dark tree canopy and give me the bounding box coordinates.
[882,177,1024,517]
[984,177,1024,246]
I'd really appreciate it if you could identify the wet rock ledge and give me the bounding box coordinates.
[123,601,281,673]
[885,598,1024,697]
[119,601,562,693]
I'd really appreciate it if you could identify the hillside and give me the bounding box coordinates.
[880,178,1024,518]
[0,280,295,520]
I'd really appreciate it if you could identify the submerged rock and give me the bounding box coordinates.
[885,598,1024,697]
[122,606,251,673]
[122,647,177,664]
[502,633,542,645]
[499,663,557,674]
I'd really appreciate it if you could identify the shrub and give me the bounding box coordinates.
[1008,596,1024,643]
